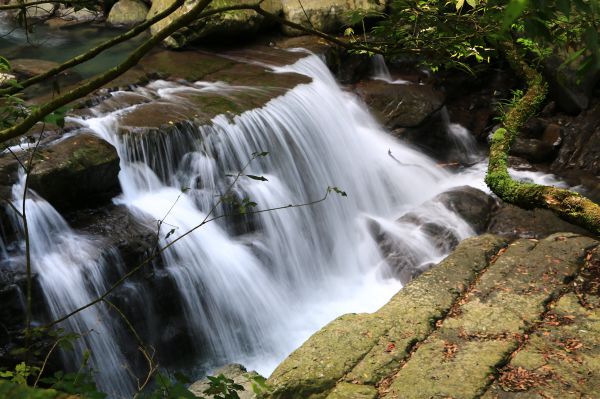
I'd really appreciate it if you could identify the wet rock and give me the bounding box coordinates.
[47,7,101,28]
[371,186,496,283]
[354,79,444,128]
[27,133,121,211]
[327,51,371,84]
[542,55,597,114]
[552,102,600,176]
[147,0,282,49]
[11,58,60,79]
[7,0,56,19]
[520,116,546,139]
[0,157,20,244]
[542,123,562,146]
[0,72,16,87]
[508,156,537,171]
[444,68,516,140]
[432,186,497,233]
[390,108,471,162]
[509,137,557,163]
[10,58,82,99]
[108,50,309,136]
[0,266,48,372]
[280,0,385,36]
[267,235,508,398]
[487,203,589,239]
[107,0,149,27]
[189,364,262,399]
[64,204,156,269]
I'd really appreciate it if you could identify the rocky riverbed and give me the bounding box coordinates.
[0,2,599,397]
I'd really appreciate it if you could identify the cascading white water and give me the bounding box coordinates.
[371,54,411,84]
[79,54,455,378]
[2,51,570,398]
[9,174,135,396]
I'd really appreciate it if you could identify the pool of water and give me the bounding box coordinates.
[0,17,147,79]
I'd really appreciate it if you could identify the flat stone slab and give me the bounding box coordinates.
[267,235,508,398]
[267,233,599,399]
[483,246,600,398]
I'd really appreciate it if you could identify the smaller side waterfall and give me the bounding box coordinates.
[440,107,481,164]
[8,173,135,397]
[371,54,411,84]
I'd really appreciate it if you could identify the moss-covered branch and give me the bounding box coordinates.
[485,44,600,236]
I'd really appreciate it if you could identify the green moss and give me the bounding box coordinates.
[326,383,377,399]
[0,380,74,399]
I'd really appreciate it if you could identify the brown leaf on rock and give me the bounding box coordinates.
[498,366,550,392]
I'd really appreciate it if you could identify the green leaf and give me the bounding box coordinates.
[328,186,348,197]
[455,0,465,11]
[466,0,477,8]
[43,105,70,128]
[246,175,268,181]
[502,0,529,30]
[251,151,269,157]
[0,56,10,72]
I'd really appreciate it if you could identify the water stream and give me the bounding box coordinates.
[2,51,565,397]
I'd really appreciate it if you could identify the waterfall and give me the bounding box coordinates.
[371,54,410,84]
[9,174,135,396]
[78,54,455,379]
[2,52,543,397]
[440,107,482,164]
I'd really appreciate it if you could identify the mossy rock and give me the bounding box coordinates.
[0,380,77,399]
[147,0,282,49]
[28,133,120,211]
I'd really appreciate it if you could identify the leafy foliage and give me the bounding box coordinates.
[363,0,599,75]
[202,374,244,399]
[0,362,40,386]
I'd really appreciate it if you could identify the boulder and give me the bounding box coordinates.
[64,204,156,269]
[147,0,282,49]
[552,102,600,176]
[9,58,82,99]
[0,73,16,87]
[354,79,444,128]
[280,0,386,36]
[542,54,598,115]
[107,0,149,27]
[443,68,516,140]
[431,186,497,233]
[0,266,48,372]
[487,204,589,239]
[189,364,262,399]
[47,7,101,28]
[509,137,557,163]
[8,0,56,19]
[27,133,121,211]
[10,58,60,79]
[371,186,497,283]
[542,123,562,147]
